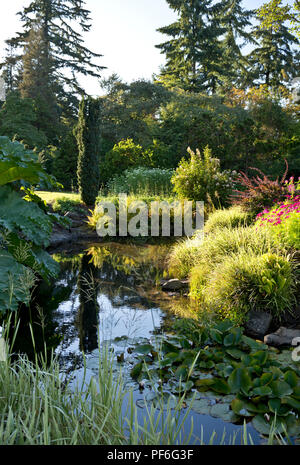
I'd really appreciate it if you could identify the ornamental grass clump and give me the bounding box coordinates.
[204,206,253,233]
[190,252,296,324]
[168,224,281,279]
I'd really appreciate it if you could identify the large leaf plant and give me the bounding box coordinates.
[0,136,65,313]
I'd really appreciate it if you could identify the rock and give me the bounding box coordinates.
[244,311,273,339]
[161,278,189,291]
[49,230,74,248]
[264,327,300,347]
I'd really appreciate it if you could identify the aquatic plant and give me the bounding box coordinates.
[131,320,300,438]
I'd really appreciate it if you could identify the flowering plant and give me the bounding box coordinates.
[256,180,300,249]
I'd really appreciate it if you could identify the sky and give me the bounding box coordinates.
[0,0,271,96]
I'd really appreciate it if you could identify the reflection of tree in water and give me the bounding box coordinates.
[13,243,179,366]
[3,278,62,362]
[77,253,99,353]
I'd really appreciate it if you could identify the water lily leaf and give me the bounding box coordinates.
[241,336,268,351]
[283,370,298,389]
[252,386,273,397]
[210,403,238,422]
[231,398,253,417]
[228,368,252,395]
[130,362,143,380]
[253,414,286,435]
[270,380,293,398]
[268,398,282,413]
[223,333,236,347]
[210,329,223,344]
[251,350,268,366]
[214,320,235,334]
[245,401,269,414]
[285,414,300,436]
[174,365,188,381]
[211,378,231,395]
[226,348,245,360]
[282,396,300,411]
[135,344,153,355]
[195,378,215,390]
[174,380,194,393]
[192,398,212,415]
[259,373,273,386]
[293,386,300,399]
[252,414,273,435]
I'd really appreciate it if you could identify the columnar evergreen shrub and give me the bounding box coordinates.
[76,97,101,206]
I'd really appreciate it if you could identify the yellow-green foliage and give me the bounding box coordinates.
[204,206,252,233]
[190,252,296,323]
[168,224,280,279]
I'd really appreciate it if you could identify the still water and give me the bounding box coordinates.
[15,242,262,445]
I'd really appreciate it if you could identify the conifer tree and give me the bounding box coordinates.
[215,0,255,89]
[2,0,104,118]
[76,96,101,206]
[20,23,61,143]
[247,15,300,89]
[156,0,224,93]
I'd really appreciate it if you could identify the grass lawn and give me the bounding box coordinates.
[36,191,81,203]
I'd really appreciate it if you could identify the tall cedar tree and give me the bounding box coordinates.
[20,24,61,144]
[247,14,300,89]
[215,0,255,90]
[76,96,101,206]
[156,0,224,93]
[2,0,104,121]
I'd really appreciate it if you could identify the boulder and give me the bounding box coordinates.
[244,311,273,339]
[161,279,189,291]
[264,327,300,347]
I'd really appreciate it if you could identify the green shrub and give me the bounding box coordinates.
[100,139,152,184]
[106,167,174,196]
[232,165,292,217]
[204,206,253,233]
[171,146,236,208]
[51,197,85,215]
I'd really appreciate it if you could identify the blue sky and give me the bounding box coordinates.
[0,0,274,95]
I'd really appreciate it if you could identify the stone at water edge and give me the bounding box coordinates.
[244,310,273,339]
[264,327,300,347]
[161,278,189,291]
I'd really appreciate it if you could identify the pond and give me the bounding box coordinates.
[13,241,263,445]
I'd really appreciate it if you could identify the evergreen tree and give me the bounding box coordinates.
[215,0,255,90]
[20,23,61,144]
[247,15,300,89]
[52,128,78,191]
[76,96,101,206]
[156,0,224,93]
[2,0,104,118]
[0,91,47,149]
